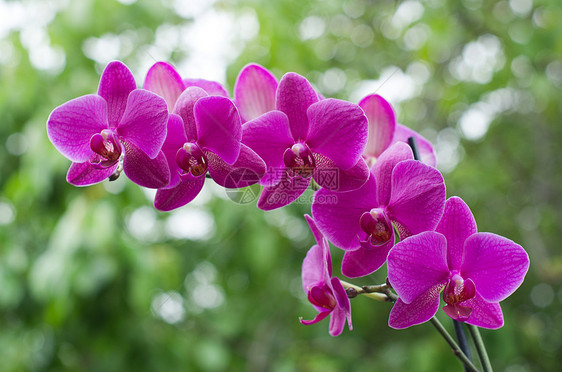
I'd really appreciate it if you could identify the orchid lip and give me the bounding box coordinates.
[307,282,336,310]
[89,129,122,168]
[176,142,208,178]
[283,142,315,178]
[359,208,393,247]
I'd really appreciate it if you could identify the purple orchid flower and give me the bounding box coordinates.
[242,72,370,210]
[387,196,530,329]
[154,86,265,211]
[311,142,446,278]
[144,61,229,112]
[359,94,436,167]
[300,215,352,337]
[47,61,170,188]
[233,63,278,123]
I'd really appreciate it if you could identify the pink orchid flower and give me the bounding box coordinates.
[47,61,170,188]
[300,215,352,337]
[387,196,530,329]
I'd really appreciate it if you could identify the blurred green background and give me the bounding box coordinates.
[1,0,561,371]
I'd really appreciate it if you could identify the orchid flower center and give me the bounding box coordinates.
[307,282,337,310]
[442,273,476,321]
[359,208,393,247]
[283,143,315,178]
[89,129,122,168]
[176,142,208,178]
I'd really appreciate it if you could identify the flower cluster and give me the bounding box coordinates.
[47,61,529,336]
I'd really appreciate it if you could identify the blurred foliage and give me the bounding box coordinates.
[0,0,561,371]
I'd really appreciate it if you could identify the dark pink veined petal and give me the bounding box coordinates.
[143,62,185,112]
[313,154,369,192]
[154,176,205,211]
[97,61,137,127]
[300,309,331,326]
[122,143,170,189]
[359,94,396,159]
[331,277,352,331]
[436,197,477,271]
[463,293,504,329]
[66,161,117,186]
[234,63,278,122]
[173,86,208,141]
[116,89,168,159]
[257,171,310,210]
[302,243,330,295]
[276,72,318,141]
[388,286,442,329]
[242,110,294,186]
[206,144,265,188]
[386,160,446,238]
[160,114,188,189]
[183,78,229,97]
[329,305,347,336]
[373,142,413,207]
[391,124,436,167]
[311,174,377,251]
[306,99,368,170]
[194,96,242,165]
[387,232,450,304]
[341,239,394,278]
[461,232,529,303]
[47,95,108,163]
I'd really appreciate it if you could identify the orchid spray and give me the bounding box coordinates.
[47,61,529,372]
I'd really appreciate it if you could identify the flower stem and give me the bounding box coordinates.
[468,325,493,372]
[430,317,480,372]
[453,320,473,371]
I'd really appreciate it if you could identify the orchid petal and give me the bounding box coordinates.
[143,62,185,112]
[242,111,294,186]
[387,232,449,304]
[386,160,446,239]
[436,197,477,271]
[313,154,369,192]
[206,144,265,188]
[463,293,504,329]
[66,161,117,186]
[116,89,168,159]
[311,175,377,251]
[359,94,396,159]
[97,61,137,127]
[372,142,413,206]
[461,233,529,303]
[302,244,330,294]
[331,277,352,330]
[257,171,310,210]
[154,177,205,211]
[304,215,329,256]
[234,64,278,122]
[160,114,188,189]
[388,287,441,329]
[173,86,208,141]
[183,78,229,97]
[276,72,318,141]
[306,99,368,170]
[122,143,170,189]
[328,306,347,336]
[300,310,331,326]
[341,239,394,278]
[47,95,108,163]
[194,96,241,165]
[392,124,436,167]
